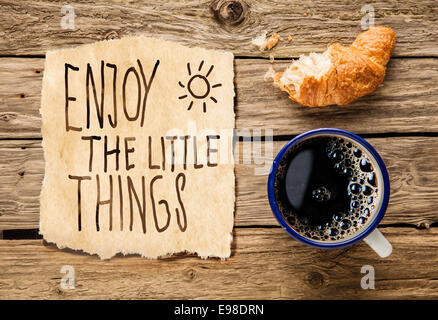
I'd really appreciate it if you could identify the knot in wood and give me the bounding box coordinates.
[104,30,119,40]
[186,268,196,280]
[307,271,325,289]
[0,113,17,122]
[212,0,248,26]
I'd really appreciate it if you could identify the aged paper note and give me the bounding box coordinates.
[40,37,235,259]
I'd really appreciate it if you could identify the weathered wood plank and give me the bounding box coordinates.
[0,59,42,137]
[1,58,438,138]
[0,140,43,230]
[237,58,438,135]
[1,137,437,230]
[0,0,437,57]
[238,137,438,227]
[0,228,436,299]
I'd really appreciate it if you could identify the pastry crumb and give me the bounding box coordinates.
[251,31,268,50]
[252,31,280,51]
[287,34,293,42]
[264,66,276,82]
[269,54,275,63]
[265,32,280,50]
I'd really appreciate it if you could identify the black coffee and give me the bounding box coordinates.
[274,135,380,241]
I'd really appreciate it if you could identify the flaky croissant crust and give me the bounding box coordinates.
[275,26,396,107]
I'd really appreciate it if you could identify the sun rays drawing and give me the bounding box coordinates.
[178,60,222,113]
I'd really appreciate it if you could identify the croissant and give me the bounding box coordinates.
[274,26,396,107]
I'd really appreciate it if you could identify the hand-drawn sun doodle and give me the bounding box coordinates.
[178,61,222,113]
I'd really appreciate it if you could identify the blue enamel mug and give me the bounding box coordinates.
[268,128,392,257]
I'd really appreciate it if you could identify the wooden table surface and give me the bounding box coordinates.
[1,0,438,299]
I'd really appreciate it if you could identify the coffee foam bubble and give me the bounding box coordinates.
[275,136,380,242]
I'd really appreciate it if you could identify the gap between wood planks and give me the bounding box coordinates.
[0,55,437,60]
[3,222,438,240]
[4,132,438,142]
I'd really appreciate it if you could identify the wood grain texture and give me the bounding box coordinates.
[238,137,438,227]
[237,58,438,135]
[1,0,437,301]
[1,137,438,230]
[0,140,43,230]
[0,227,436,299]
[1,58,438,138]
[0,58,42,138]
[0,0,437,57]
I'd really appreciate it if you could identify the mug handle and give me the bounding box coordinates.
[363,229,392,258]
